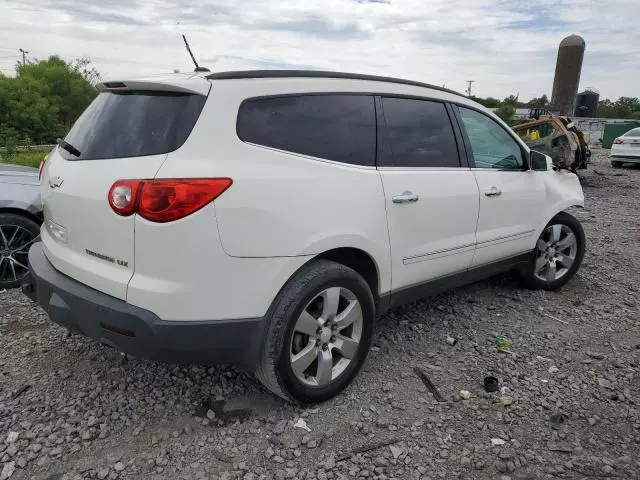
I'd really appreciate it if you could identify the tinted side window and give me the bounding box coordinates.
[237,95,375,166]
[458,107,524,170]
[380,97,460,168]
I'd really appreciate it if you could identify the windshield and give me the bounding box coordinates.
[60,90,206,160]
[623,128,640,137]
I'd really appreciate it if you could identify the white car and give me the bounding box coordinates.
[611,127,640,167]
[24,71,586,403]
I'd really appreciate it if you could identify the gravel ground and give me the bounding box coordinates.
[1,148,639,480]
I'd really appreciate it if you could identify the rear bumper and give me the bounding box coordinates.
[22,242,266,370]
[610,154,640,162]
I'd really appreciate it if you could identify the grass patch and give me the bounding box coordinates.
[0,149,52,169]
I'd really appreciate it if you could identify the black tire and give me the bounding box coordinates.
[255,259,375,404]
[611,160,623,168]
[520,212,585,291]
[0,213,40,289]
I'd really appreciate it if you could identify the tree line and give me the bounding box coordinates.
[0,56,99,150]
[470,93,640,122]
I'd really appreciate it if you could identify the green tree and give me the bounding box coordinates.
[469,96,501,108]
[495,104,515,123]
[0,73,62,145]
[617,96,640,111]
[597,97,640,119]
[69,57,101,85]
[18,56,98,130]
[502,94,521,107]
[0,56,99,146]
[526,94,549,108]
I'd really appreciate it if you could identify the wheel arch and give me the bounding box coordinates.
[314,247,380,300]
[544,203,583,227]
[0,206,43,226]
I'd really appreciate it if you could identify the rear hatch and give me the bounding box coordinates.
[41,75,210,299]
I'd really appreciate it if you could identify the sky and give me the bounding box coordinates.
[0,0,637,101]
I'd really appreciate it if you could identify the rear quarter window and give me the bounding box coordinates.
[60,91,206,160]
[236,94,376,166]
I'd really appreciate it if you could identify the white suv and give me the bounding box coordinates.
[24,70,585,403]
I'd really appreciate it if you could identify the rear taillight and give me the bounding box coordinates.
[614,138,624,144]
[108,180,141,216]
[108,178,232,222]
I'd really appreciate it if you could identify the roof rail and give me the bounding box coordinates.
[205,70,464,97]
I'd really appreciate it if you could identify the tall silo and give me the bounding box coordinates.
[574,88,599,117]
[550,35,586,116]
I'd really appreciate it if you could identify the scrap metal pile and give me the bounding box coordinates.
[513,114,590,171]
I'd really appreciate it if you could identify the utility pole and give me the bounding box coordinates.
[19,48,28,66]
[465,80,474,97]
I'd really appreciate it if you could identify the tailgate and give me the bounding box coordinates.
[40,84,208,300]
[42,149,166,299]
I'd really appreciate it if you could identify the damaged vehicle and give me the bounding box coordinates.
[513,116,590,171]
[23,70,586,403]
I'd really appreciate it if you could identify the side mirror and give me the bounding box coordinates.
[530,150,549,171]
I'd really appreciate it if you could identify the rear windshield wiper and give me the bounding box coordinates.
[56,138,81,158]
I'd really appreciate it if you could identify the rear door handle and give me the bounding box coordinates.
[484,187,502,197]
[392,191,419,204]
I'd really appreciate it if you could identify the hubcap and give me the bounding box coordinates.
[534,224,578,282]
[0,225,39,283]
[290,286,363,388]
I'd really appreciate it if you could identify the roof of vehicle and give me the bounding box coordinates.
[623,127,640,136]
[205,70,464,98]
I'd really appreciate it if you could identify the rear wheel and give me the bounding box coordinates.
[0,213,40,289]
[611,160,623,168]
[520,212,585,290]
[256,259,375,403]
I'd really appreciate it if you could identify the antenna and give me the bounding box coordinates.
[182,35,210,73]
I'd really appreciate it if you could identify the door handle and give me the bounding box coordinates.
[392,191,419,204]
[484,187,502,197]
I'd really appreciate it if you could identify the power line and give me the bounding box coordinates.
[19,48,28,66]
[465,80,474,97]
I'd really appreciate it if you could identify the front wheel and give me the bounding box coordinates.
[255,259,375,403]
[520,212,585,290]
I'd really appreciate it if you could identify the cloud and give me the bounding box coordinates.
[256,14,372,40]
[52,2,150,26]
[0,0,638,100]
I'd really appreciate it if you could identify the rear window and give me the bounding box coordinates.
[623,128,640,137]
[60,91,206,160]
[236,94,376,166]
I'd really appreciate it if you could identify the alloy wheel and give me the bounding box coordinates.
[289,286,363,388]
[533,224,578,282]
[0,225,38,283]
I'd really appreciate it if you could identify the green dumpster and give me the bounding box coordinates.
[602,122,640,148]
